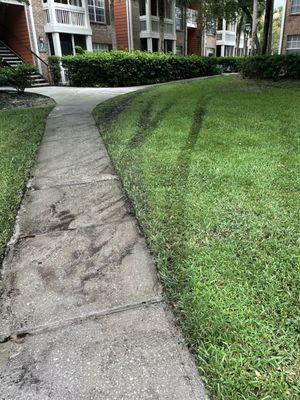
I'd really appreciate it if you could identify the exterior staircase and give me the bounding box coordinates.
[0,41,49,87]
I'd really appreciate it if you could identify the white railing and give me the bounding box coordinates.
[187,8,197,28]
[217,30,236,45]
[44,9,50,24]
[43,4,87,28]
[55,8,85,26]
[139,16,175,37]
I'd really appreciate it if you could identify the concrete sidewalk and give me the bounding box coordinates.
[0,86,207,399]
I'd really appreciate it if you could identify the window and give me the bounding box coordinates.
[92,42,109,52]
[176,45,183,55]
[88,0,105,23]
[139,0,146,16]
[175,7,183,30]
[287,35,300,53]
[187,8,197,27]
[206,22,216,36]
[291,0,300,14]
[206,47,215,56]
[152,38,159,52]
[74,34,86,50]
[140,38,148,51]
[151,0,158,16]
[165,0,172,19]
[164,39,173,53]
[54,0,82,5]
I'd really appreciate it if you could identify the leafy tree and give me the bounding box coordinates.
[271,6,283,54]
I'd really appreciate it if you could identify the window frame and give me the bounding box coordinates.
[286,34,300,53]
[175,6,183,31]
[291,0,300,14]
[88,0,106,24]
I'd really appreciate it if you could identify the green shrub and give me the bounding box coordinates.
[217,57,242,73]
[62,51,220,87]
[0,64,36,92]
[240,54,300,80]
[74,45,85,54]
[48,56,61,85]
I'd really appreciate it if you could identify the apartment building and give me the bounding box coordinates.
[280,0,300,54]
[0,1,203,72]
[0,0,245,83]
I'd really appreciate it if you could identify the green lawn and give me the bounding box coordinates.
[93,76,300,400]
[0,106,52,261]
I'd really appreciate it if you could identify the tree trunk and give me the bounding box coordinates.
[235,14,244,56]
[109,0,117,50]
[251,0,258,55]
[262,0,274,54]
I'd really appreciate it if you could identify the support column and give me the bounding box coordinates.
[52,32,62,56]
[86,36,93,51]
[52,32,66,83]
[147,38,153,52]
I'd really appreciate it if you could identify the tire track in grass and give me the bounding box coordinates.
[164,100,207,261]
[129,96,176,148]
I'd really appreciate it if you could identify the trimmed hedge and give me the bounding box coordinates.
[62,51,220,87]
[240,54,300,80]
[60,51,300,87]
[48,56,61,86]
[217,57,242,73]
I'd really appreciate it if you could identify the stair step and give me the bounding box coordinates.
[6,60,23,64]
[2,57,20,61]
[31,82,50,87]
[0,41,50,86]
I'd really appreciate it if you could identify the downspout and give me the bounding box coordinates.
[184,6,187,55]
[126,0,134,51]
[25,2,42,73]
[279,0,287,54]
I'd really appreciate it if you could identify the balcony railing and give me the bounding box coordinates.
[187,8,197,28]
[43,3,89,30]
[216,30,236,45]
[55,7,85,26]
[140,16,174,37]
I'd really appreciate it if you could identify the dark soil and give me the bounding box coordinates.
[0,90,55,111]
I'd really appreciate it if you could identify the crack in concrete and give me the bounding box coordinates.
[0,297,163,344]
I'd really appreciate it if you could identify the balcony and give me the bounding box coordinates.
[140,16,175,39]
[43,1,92,35]
[216,30,236,46]
[187,8,197,28]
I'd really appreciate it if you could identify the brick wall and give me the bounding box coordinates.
[91,24,113,46]
[0,4,33,63]
[114,0,128,50]
[131,0,141,50]
[91,0,113,46]
[282,0,300,53]
[30,0,49,64]
[187,3,203,55]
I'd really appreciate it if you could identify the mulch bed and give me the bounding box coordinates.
[0,90,55,111]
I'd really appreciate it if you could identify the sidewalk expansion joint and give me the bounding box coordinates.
[0,297,164,344]
[31,175,120,191]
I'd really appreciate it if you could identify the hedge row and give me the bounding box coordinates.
[240,54,300,80]
[62,51,221,87]
[57,51,300,87]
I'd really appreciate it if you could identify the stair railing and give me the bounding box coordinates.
[0,25,51,82]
